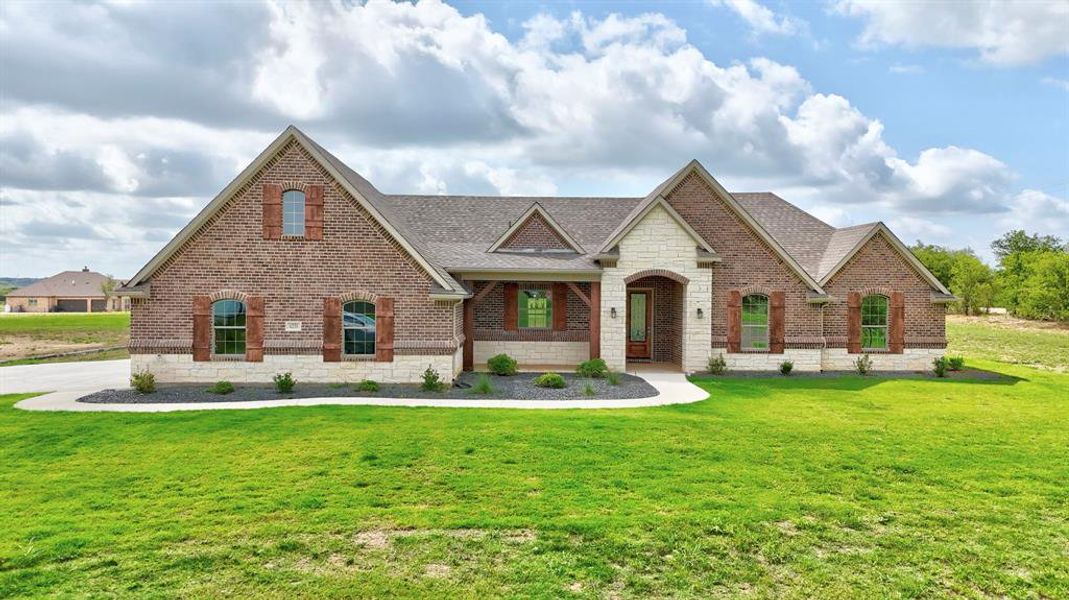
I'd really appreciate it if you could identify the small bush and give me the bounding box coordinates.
[533,372,566,389]
[208,380,235,395]
[273,372,296,393]
[779,360,794,376]
[473,373,494,395]
[932,357,949,378]
[487,353,517,376]
[582,382,597,396]
[606,370,621,386]
[854,354,873,376]
[356,379,379,393]
[708,354,727,375]
[130,370,156,394]
[576,358,608,378]
[948,356,965,371]
[421,366,447,392]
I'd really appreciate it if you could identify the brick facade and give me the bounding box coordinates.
[499,212,573,251]
[131,141,460,362]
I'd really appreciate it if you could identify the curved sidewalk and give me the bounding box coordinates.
[13,370,709,412]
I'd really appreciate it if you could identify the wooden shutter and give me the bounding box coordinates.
[192,295,211,361]
[245,296,264,362]
[847,292,862,354]
[769,291,785,354]
[323,297,341,362]
[726,290,741,353]
[262,184,282,240]
[889,291,905,354]
[375,297,395,362]
[589,281,601,359]
[306,185,324,240]
[552,282,568,331]
[462,298,474,371]
[503,283,518,331]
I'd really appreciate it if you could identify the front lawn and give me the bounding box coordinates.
[1,357,1065,598]
[0,312,130,364]
[946,314,1068,371]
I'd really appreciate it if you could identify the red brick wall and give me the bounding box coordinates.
[499,212,572,251]
[628,275,682,365]
[823,232,946,349]
[131,141,458,356]
[664,173,824,349]
[472,280,590,341]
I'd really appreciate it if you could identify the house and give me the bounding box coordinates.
[118,127,954,383]
[5,267,129,313]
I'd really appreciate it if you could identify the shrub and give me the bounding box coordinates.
[533,372,566,389]
[582,382,596,396]
[576,358,608,378]
[854,354,873,376]
[487,353,517,376]
[707,354,727,375]
[779,360,794,376]
[356,379,379,393]
[606,370,622,386]
[208,380,235,395]
[130,370,156,394]
[273,372,296,393]
[932,357,949,378]
[421,366,447,392]
[473,373,494,395]
[948,356,965,371]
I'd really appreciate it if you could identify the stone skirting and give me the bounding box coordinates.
[712,349,822,372]
[473,340,589,367]
[820,347,944,371]
[131,349,463,384]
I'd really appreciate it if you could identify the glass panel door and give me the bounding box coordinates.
[629,292,647,342]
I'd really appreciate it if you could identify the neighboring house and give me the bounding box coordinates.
[5,267,130,313]
[119,127,955,383]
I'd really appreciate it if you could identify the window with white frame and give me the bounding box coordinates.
[282,189,306,237]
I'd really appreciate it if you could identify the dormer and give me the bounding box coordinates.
[487,203,584,254]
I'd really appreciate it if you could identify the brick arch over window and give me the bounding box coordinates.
[276,181,310,193]
[739,285,773,298]
[339,290,380,303]
[858,286,894,299]
[624,269,689,286]
[209,289,249,302]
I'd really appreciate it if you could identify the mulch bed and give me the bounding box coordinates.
[76,371,658,404]
[691,368,1013,381]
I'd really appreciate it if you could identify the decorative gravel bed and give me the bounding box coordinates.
[77,371,658,404]
[691,368,1011,381]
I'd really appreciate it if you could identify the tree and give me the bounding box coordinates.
[910,242,957,289]
[100,275,117,297]
[1014,252,1069,321]
[950,253,997,315]
[991,230,1064,262]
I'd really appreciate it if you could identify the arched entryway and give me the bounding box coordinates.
[624,272,686,369]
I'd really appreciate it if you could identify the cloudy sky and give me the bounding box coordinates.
[1,0,1067,278]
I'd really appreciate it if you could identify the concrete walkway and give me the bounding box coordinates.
[1,359,130,394]
[12,366,709,412]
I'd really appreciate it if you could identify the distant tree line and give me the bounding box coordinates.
[911,230,1069,321]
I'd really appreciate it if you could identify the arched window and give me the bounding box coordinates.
[282,189,306,237]
[213,299,246,355]
[861,295,889,349]
[343,300,376,355]
[741,294,769,350]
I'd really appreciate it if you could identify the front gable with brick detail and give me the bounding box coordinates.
[121,127,954,383]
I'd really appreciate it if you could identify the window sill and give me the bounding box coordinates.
[280,235,307,240]
[342,354,376,361]
[210,355,246,361]
[860,348,891,354]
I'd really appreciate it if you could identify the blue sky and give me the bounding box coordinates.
[1,0,1067,278]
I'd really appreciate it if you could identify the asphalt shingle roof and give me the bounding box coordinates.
[7,270,115,298]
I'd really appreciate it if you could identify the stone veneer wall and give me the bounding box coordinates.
[820,348,943,371]
[473,341,589,367]
[132,348,462,384]
[713,349,823,372]
[600,204,712,373]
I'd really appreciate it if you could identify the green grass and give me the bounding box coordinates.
[947,319,1068,371]
[1,357,1066,598]
[0,313,129,365]
[0,347,129,367]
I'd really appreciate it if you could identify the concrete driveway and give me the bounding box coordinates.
[0,359,130,395]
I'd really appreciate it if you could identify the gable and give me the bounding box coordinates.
[664,170,821,292]
[122,127,462,295]
[498,211,572,251]
[824,228,951,294]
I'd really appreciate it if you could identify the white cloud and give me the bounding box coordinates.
[709,0,806,36]
[889,63,924,74]
[1000,189,1069,234]
[0,0,1057,276]
[834,0,1069,66]
[1041,77,1069,92]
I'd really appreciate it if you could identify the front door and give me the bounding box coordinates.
[626,290,651,360]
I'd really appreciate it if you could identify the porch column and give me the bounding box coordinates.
[589,281,601,359]
[463,298,474,371]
